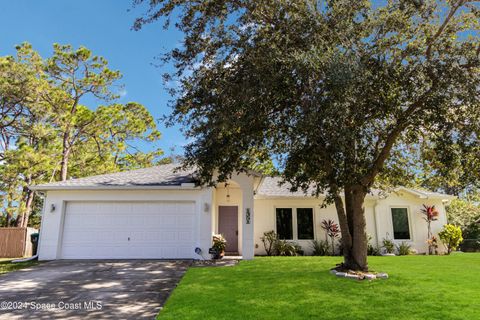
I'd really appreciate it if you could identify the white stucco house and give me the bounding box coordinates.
[30,163,454,260]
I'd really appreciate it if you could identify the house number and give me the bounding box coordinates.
[246,208,251,224]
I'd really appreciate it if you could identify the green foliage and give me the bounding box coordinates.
[367,235,381,256]
[367,244,381,256]
[396,242,412,256]
[382,239,395,254]
[311,239,330,256]
[260,230,277,256]
[0,43,164,227]
[135,0,480,270]
[274,240,301,256]
[136,0,480,194]
[260,230,301,256]
[463,222,480,239]
[446,197,480,230]
[0,259,38,275]
[439,224,463,254]
[460,238,480,252]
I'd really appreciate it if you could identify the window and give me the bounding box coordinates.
[297,208,314,240]
[276,208,293,240]
[391,208,410,240]
[276,208,314,240]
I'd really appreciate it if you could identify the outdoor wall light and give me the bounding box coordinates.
[50,204,56,212]
[204,202,210,212]
[225,183,231,202]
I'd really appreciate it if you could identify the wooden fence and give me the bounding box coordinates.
[0,227,37,258]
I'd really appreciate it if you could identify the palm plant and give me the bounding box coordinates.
[421,205,440,238]
[321,219,335,242]
[420,205,439,255]
[321,219,340,255]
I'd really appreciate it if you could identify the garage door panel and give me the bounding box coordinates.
[61,201,197,259]
[144,214,162,226]
[176,203,195,214]
[177,215,195,228]
[161,215,176,227]
[178,231,194,242]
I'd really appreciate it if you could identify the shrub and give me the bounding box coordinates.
[460,239,480,252]
[260,230,302,256]
[336,237,344,256]
[260,230,277,256]
[367,235,381,256]
[439,224,463,254]
[382,238,395,254]
[274,240,300,256]
[321,219,340,255]
[463,222,480,239]
[446,197,480,230]
[311,239,329,256]
[396,241,412,256]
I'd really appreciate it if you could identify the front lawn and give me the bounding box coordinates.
[0,258,38,275]
[159,254,480,320]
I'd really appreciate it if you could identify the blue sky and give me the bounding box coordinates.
[0,0,186,156]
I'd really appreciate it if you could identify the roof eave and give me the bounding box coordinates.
[29,184,202,191]
[255,194,379,200]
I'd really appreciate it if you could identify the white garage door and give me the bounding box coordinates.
[60,201,196,259]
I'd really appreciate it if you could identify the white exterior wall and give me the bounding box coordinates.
[253,194,448,255]
[374,192,448,254]
[38,189,214,261]
[38,185,448,260]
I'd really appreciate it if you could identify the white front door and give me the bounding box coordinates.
[60,201,196,259]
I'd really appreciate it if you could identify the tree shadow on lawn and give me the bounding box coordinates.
[159,255,480,320]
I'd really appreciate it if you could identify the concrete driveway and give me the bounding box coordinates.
[0,260,191,319]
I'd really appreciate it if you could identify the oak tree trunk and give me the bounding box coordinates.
[334,185,369,271]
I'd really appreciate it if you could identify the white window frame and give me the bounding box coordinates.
[274,206,316,241]
[390,206,413,241]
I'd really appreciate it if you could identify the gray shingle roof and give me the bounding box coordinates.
[255,177,455,200]
[30,164,455,201]
[256,177,320,197]
[30,163,196,190]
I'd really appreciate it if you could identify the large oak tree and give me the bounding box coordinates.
[134,0,480,270]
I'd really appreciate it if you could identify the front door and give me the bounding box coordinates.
[218,206,238,253]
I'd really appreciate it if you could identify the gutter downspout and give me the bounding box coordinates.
[253,175,265,196]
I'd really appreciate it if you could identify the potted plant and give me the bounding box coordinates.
[211,234,227,259]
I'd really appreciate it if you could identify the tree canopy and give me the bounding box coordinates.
[0,43,166,228]
[135,0,480,270]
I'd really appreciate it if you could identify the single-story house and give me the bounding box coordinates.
[30,163,454,260]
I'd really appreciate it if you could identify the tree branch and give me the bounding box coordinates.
[426,0,467,60]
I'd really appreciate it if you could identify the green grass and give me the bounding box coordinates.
[0,258,38,275]
[158,254,480,320]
